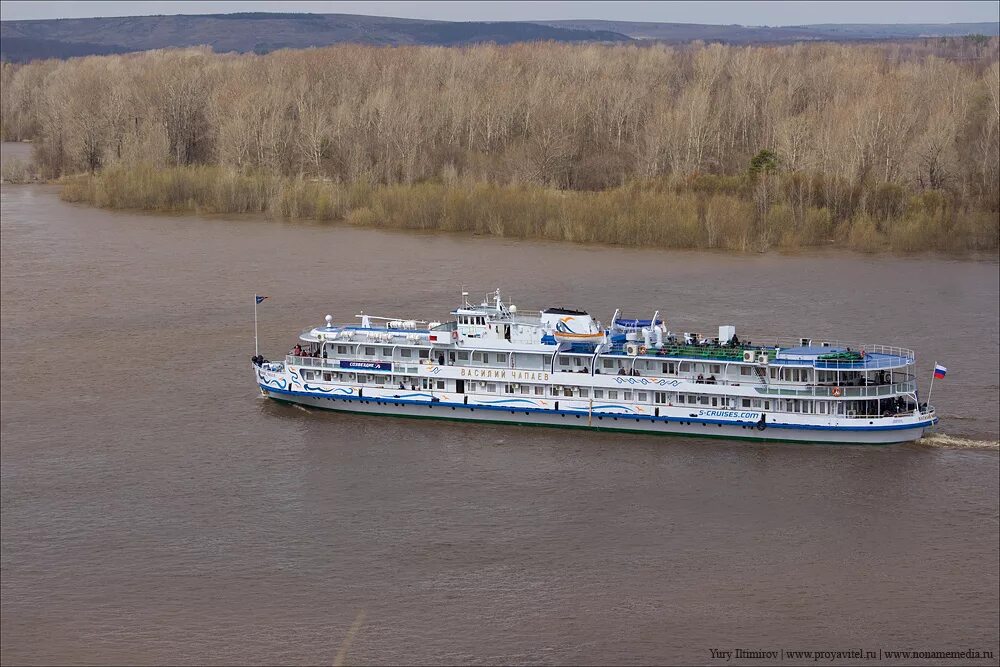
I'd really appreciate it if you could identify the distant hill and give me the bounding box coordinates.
[538,19,1000,43]
[0,13,631,62]
[1,12,997,62]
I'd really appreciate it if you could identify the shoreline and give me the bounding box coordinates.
[3,178,997,262]
[47,164,1000,258]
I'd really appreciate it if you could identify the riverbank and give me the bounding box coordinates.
[59,164,999,254]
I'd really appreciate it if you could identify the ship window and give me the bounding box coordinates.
[436,380,445,390]
[419,349,429,359]
[400,348,411,358]
[563,387,574,397]
[679,362,691,372]
[654,392,667,403]
[637,392,647,402]
[742,399,751,408]
[559,357,571,366]
[594,390,604,398]
[662,362,676,374]
[579,388,589,398]
[740,366,752,376]
[472,352,484,363]
[505,384,514,393]
[364,346,375,356]
[764,401,771,410]
[382,347,392,356]
[455,351,468,361]
[752,399,762,408]
[711,397,718,406]
[520,385,530,395]
[534,386,544,396]
[495,353,508,364]
[337,345,347,354]
[603,359,614,369]
[699,396,710,405]
[769,368,778,379]
[486,383,496,393]
[323,372,332,381]
[710,364,721,374]
[622,391,632,400]
[608,390,619,400]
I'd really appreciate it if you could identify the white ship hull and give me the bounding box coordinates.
[257,380,934,445]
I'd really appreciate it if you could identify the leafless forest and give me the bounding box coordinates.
[2,39,998,251]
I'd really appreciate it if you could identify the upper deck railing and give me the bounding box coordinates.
[606,339,914,367]
[755,380,917,399]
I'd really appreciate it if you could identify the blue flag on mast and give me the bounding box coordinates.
[255,295,268,304]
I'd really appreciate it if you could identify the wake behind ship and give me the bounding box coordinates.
[252,290,938,444]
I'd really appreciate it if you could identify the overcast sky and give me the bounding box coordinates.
[1,1,997,24]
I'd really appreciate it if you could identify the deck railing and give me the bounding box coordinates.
[606,340,915,365]
[287,355,340,369]
[755,380,917,398]
[286,355,917,397]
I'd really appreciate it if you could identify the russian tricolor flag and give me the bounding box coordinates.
[934,364,947,379]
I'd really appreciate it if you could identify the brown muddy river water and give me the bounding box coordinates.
[2,153,998,664]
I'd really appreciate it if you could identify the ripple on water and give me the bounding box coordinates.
[917,432,1000,450]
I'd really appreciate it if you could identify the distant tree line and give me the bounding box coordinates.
[2,40,998,251]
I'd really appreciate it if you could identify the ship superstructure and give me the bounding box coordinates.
[252,290,937,444]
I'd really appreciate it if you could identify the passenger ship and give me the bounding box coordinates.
[252,290,938,444]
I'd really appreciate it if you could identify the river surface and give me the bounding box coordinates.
[2,155,998,664]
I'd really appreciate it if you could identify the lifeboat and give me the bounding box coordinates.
[552,330,606,344]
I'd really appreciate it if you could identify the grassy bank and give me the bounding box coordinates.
[60,164,999,253]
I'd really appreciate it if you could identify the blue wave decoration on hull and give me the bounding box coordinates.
[615,377,681,387]
[591,404,636,413]
[259,375,288,390]
[303,384,353,395]
[475,398,542,407]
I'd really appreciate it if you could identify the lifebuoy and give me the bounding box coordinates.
[831,386,842,397]
[638,345,647,355]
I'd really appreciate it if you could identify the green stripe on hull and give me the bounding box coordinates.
[264,394,907,446]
